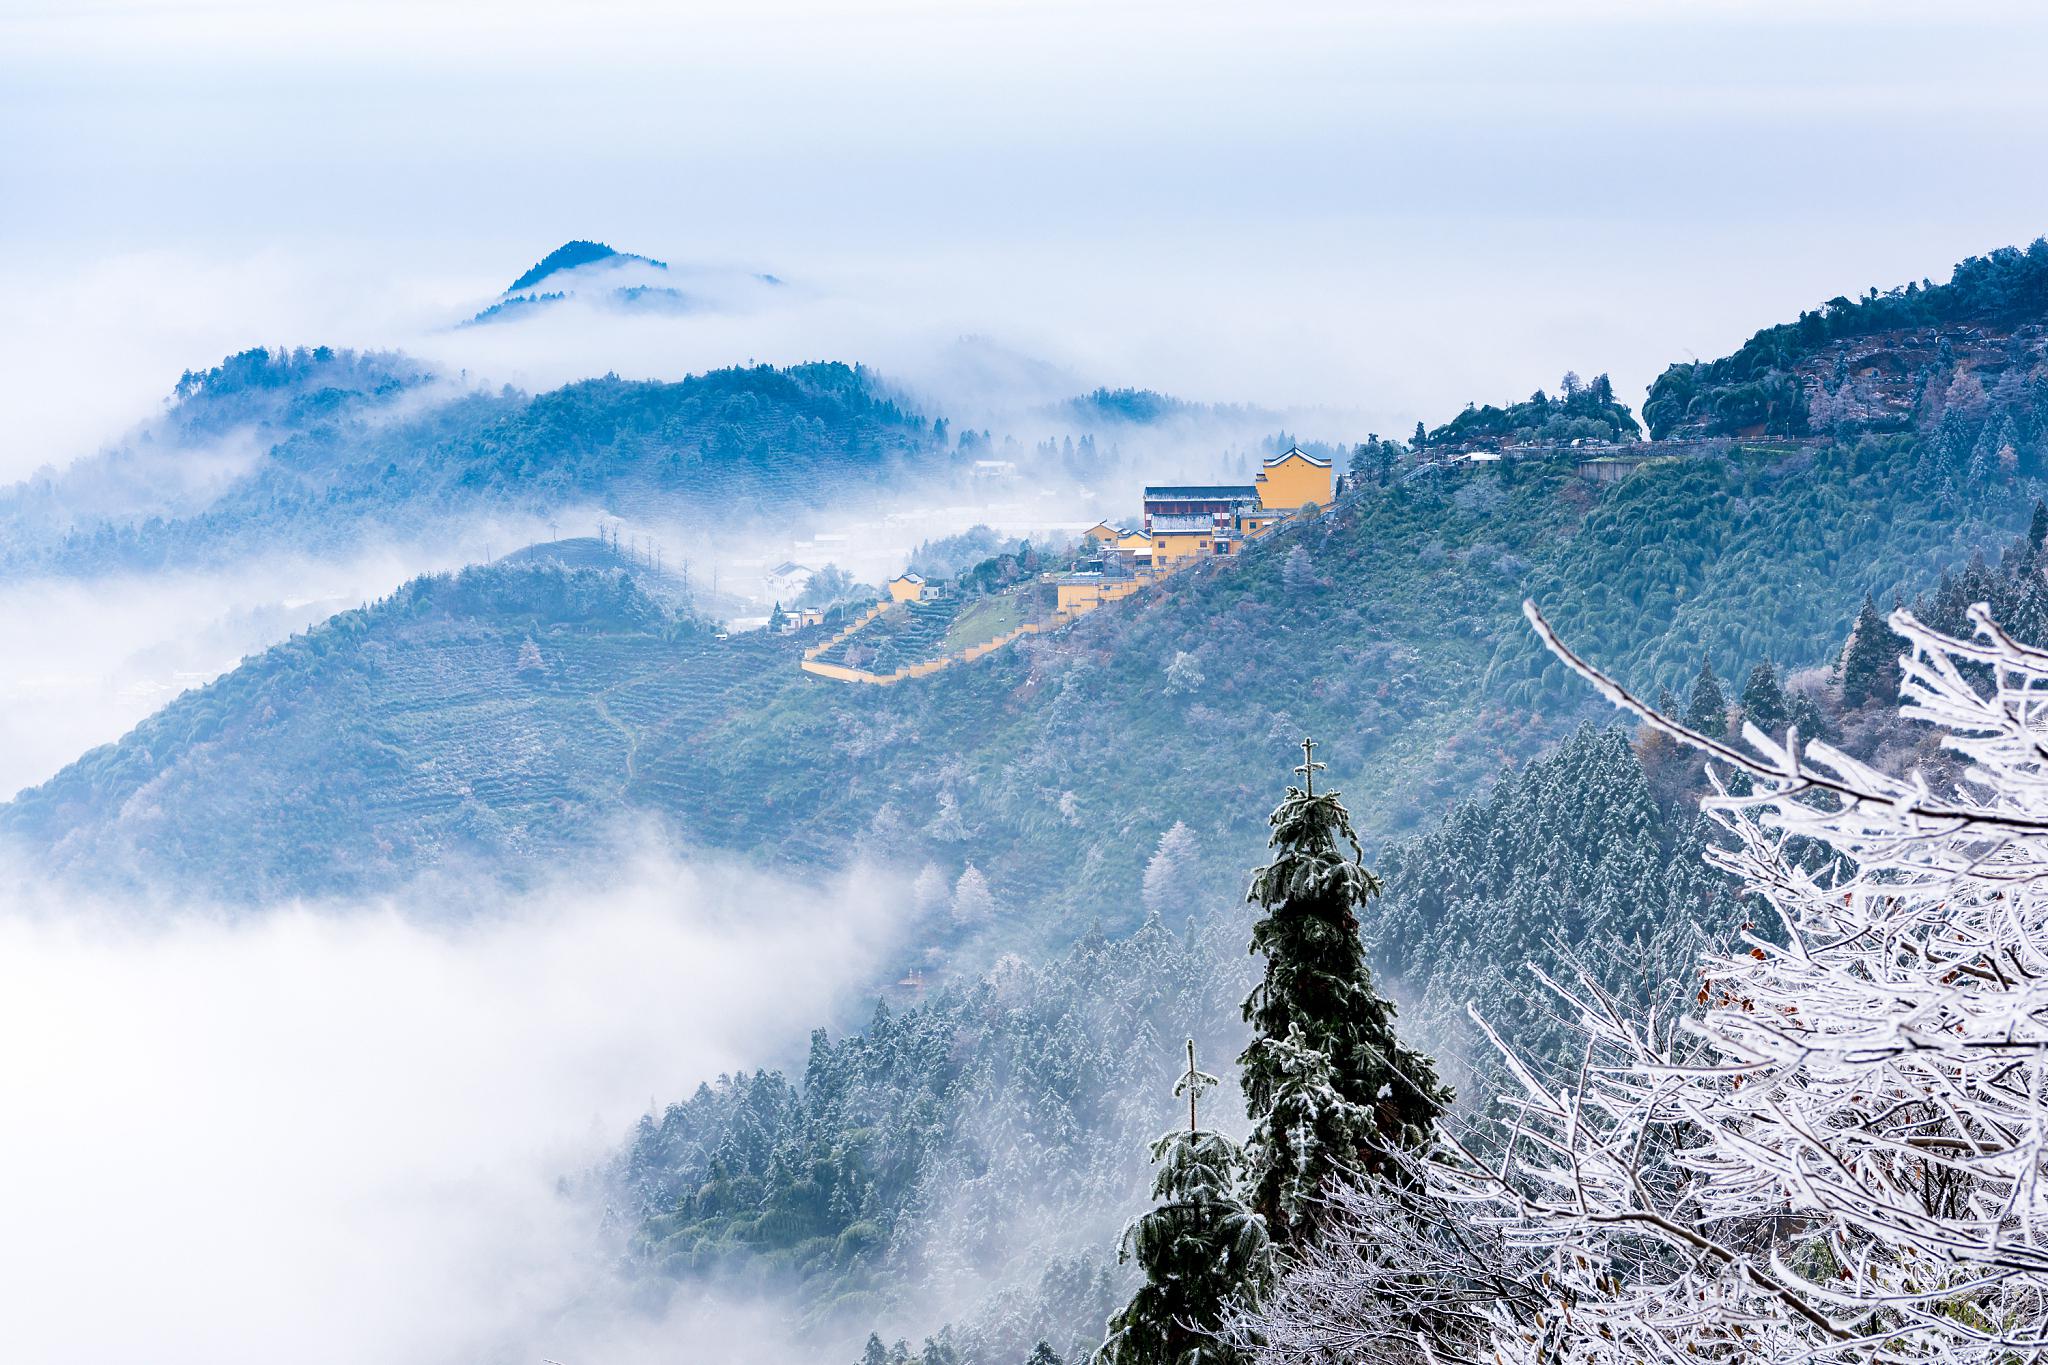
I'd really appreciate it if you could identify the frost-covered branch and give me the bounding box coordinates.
[1416,601,2048,1364]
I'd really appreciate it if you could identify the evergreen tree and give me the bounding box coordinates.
[1098,1041,1269,1365]
[1281,544,1317,592]
[1738,661,1788,737]
[1684,661,1728,737]
[2031,498,2048,551]
[1027,1343,1064,1365]
[1142,822,1202,918]
[1239,740,1448,1246]
[952,863,997,925]
[1841,592,1904,708]
[1786,686,1830,746]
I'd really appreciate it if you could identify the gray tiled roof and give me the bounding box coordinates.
[1264,446,1332,468]
[1144,485,1258,501]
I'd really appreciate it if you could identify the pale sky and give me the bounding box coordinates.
[5,0,2048,472]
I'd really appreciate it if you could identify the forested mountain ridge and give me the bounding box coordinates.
[0,562,782,897]
[6,401,2036,915]
[1,356,951,574]
[0,346,433,555]
[1645,236,2048,439]
[613,912,1256,1362]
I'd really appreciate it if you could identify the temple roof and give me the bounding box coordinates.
[1143,485,1258,501]
[1263,445,1332,468]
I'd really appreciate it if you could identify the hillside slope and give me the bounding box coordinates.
[2,356,950,575]
[6,424,2035,918]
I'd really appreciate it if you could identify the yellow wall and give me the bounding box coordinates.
[1151,529,1214,567]
[1114,530,1151,552]
[1255,452,1333,510]
[887,576,926,603]
[1056,577,1143,618]
[1237,511,1283,538]
[1083,522,1121,543]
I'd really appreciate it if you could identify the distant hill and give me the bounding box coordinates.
[506,239,669,293]
[0,562,792,897]
[1,358,951,575]
[0,346,434,557]
[474,240,787,326]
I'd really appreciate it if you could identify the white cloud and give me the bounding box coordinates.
[0,849,911,1365]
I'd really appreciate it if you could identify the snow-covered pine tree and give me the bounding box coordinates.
[1239,740,1448,1246]
[1141,821,1202,918]
[1737,660,1788,735]
[1683,660,1728,736]
[1098,1040,1269,1365]
[1840,591,1904,708]
[952,863,997,925]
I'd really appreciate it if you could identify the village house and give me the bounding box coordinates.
[764,560,814,599]
[887,572,933,603]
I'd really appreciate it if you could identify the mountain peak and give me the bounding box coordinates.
[506,240,668,294]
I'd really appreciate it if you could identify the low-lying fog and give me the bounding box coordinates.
[0,846,912,1365]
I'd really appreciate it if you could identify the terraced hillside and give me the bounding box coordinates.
[1,564,800,897]
[811,596,967,673]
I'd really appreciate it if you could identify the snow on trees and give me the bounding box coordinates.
[952,862,997,925]
[913,862,950,914]
[1738,659,1788,735]
[1841,592,1906,709]
[1282,545,1318,592]
[1239,740,1448,1246]
[1684,659,1729,737]
[1142,821,1202,918]
[1098,1041,1270,1365]
[1419,600,2048,1364]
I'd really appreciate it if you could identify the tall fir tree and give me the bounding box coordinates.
[1098,1041,1269,1365]
[1239,740,1448,1246]
[1684,660,1728,737]
[1841,592,1905,708]
[1738,661,1789,736]
[2030,497,2048,552]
